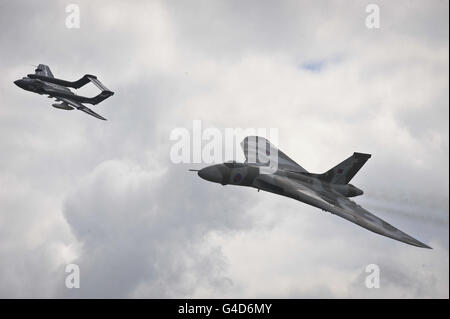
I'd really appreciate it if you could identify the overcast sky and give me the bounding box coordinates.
[0,0,448,298]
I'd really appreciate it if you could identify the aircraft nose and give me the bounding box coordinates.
[14,79,25,89]
[198,166,223,183]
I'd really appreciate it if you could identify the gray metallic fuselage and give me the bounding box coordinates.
[198,163,362,200]
[14,77,75,98]
[197,162,365,220]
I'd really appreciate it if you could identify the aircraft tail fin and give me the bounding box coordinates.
[34,64,54,78]
[318,152,371,184]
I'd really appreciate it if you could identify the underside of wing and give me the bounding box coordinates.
[58,97,107,121]
[254,174,431,248]
[302,187,431,248]
[241,136,308,173]
[325,195,432,248]
[78,105,107,121]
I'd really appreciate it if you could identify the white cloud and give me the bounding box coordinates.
[0,0,447,298]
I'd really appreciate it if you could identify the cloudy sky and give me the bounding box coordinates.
[0,0,448,298]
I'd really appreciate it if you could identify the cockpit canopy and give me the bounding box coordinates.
[223,161,246,168]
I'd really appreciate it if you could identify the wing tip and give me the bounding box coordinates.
[403,234,432,249]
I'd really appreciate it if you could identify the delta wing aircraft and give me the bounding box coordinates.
[193,136,431,248]
[14,64,113,120]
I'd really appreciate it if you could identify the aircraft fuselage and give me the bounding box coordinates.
[197,162,364,200]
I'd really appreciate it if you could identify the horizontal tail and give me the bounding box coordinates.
[318,152,371,184]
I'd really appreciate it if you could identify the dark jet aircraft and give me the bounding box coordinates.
[193,136,431,248]
[14,64,113,120]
